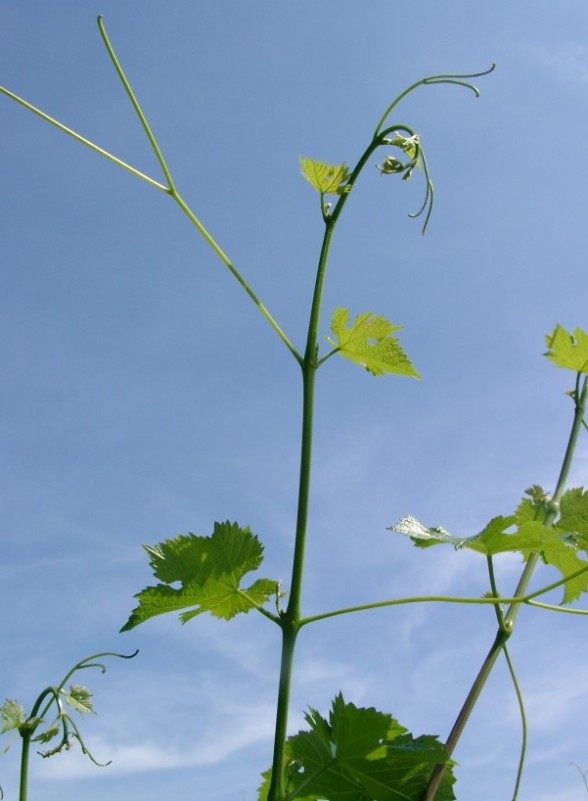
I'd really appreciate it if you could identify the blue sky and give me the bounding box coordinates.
[1,2,588,800]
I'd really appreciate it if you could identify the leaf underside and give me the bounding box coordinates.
[258,694,455,801]
[389,487,588,603]
[121,521,277,631]
[62,685,95,715]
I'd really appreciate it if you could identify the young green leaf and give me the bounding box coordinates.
[326,308,420,378]
[299,157,350,195]
[61,685,95,715]
[545,325,588,373]
[0,699,26,733]
[387,132,420,160]
[121,521,278,631]
[33,722,60,744]
[377,133,420,178]
[259,694,454,801]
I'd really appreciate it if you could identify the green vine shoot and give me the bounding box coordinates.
[2,12,588,801]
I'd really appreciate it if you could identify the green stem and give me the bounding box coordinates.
[97,16,300,361]
[373,65,495,138]
[1,21,300,363]
[267,219,336,801]
[527,599,588,615]
[18,733,30,801]
[97,15,177,192]
[502,643,527,801]
[171,193,301,363]
[486,555,508,631]
[287,221,335,619]
[487,556,527,801]
[16,649,139,801]
[0,86,168,192]
[422,374,588,801]
[299,562,588,626]
[98,15,301,363]
[267,622,299,801]
[17,686,57,801]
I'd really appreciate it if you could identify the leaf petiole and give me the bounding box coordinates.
[298,561,588,627]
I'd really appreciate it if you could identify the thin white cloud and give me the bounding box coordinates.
[520,680,588,732]
[36,700,277,780]
[513,40,588,86]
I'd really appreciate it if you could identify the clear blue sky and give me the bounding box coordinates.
[2,2,588,800]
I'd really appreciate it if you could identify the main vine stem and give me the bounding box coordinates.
[422,376,588,801]
[267,219,336,801]
[265,127,411,801]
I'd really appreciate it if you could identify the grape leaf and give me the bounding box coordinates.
[33,723,60,744]
[534,543,588,604]
[377,133,420,179]
[327,308,420,378]
[299,158,350,195]
[0,699,26,733]
[389,515,465,549]
[556,487,588,547]
[390,494,588,603]
[545,325,588,373]
[258,694,454,801]
[389,514,545,554]
[387,132,420,160]
[61,685,95,715]
[121,521,277,631]
[347,734,455,801]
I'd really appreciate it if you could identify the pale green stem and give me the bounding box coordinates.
[487,556,527,801]
[502,644,527,801]
[527,599,588,615]
[0,86,168,192]
[96,16,301,363]
[97,15,177,192]
[299,562,588,627]
[1,21,301,363]
[373,65,495,137]
[172,193,301,363]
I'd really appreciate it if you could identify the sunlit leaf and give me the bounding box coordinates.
[121,521,278,630]
[545,325,588,373]
[61,685,95,715]
[299,157,350,195]
[326,308,420,378]
[0,699,26,734]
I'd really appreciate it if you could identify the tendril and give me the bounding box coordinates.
[374,64,495,137]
